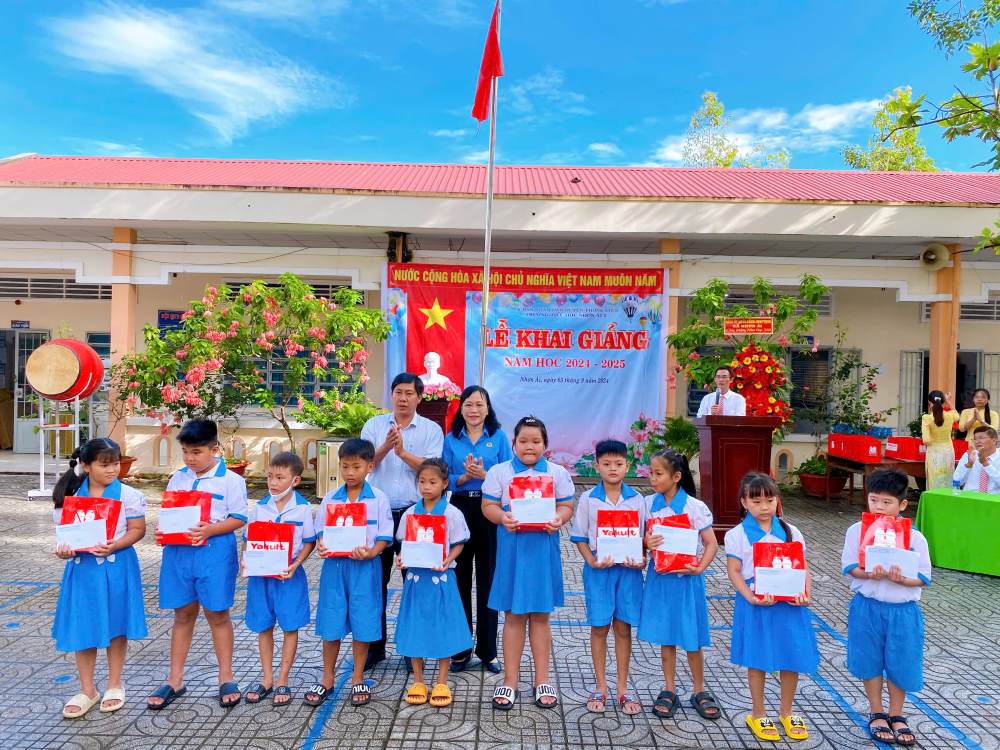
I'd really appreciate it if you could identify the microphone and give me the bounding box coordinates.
[715,388,722,405]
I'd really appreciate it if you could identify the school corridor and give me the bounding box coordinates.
[0,476,996,750]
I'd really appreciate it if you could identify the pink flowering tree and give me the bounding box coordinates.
[110,274,388,449]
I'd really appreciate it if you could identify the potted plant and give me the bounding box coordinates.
[224,455,249,476]
[415,381,461,431]
[117,455,137,479]
[298,385,387,440]
[792,453,848,497]
[826,324,897,437]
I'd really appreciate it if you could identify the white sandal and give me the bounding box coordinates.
[100,687,126,713]
[63,692,100,719]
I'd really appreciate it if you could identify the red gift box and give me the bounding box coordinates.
[858,512,911,569]
[158,490,213,546]
[595,508,641,561]
[404,514,447,562]
[828,433,883,463]
[508,475,556,531]
[646,513,697,573]
[884,436,926,462]
[752,540,806,602]
[322,502,367,558]
[60,496,122,551]
[246,520,294,578]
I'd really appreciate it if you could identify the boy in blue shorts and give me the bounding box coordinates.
[242,451,316,707]
[147,419,248,710]
[841,468,931,747]
[305,438,392,708]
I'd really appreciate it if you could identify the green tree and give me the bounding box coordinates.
[843,87,938,171]
[682,91,791,169]
[896,2,1000,251]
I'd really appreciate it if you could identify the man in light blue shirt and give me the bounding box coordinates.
[359,372,444,668]
[696,365,747,417]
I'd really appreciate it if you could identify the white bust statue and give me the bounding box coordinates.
[418,351,454,387]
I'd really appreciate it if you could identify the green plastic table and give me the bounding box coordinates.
[916,489,1000,577]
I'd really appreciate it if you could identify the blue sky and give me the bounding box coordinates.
[0,0,991,170]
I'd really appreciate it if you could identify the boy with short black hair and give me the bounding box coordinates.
[306,438,393,708]
[841,468,931,747]
[242,451,316,707]
[148,419,249,710]
[570,439,646,714]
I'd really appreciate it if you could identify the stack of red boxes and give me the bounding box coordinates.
[827,434,883,464]
[884,436,925,462]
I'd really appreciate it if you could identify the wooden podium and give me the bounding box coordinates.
[694,416,780,540]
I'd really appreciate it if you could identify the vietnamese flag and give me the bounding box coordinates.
[471,1,503,122]
[405,285,467,391]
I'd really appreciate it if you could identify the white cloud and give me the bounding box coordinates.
[47,4,345,144]
[430,128,469,138]
[212,0,349,19]
[217,0,477,26]
[647,97,882,165]
[66,138,152,157]
[538,151,581,165]
[588,142,623,158]
[507,68,591,124]
[460,148,491,163]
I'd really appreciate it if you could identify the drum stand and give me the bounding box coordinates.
[26,397,82,501]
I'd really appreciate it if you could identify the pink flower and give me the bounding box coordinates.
[341,362,354,375]
[128,380,139,389]
[175,351,186,360]
[265,331,276,341]
[778,335,789,346]
[688,352,700,361]
[308,326,325,339]
[810,345,818,353]
[126,394,137,407]
[229,320,240,331]
[263,311,279,327]
[315,355,328,368]
[313,389,323,399]
[207,286,218,296]
[351,348,368,364]
[323,343,335,353]
[242,293,253,303]
[333,400,345,410]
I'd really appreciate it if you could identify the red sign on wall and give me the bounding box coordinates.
[723,317,774,336]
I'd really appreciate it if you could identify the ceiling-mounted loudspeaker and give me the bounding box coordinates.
[920,243,950,272]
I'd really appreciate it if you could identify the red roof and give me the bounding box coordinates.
[1,154,998,205]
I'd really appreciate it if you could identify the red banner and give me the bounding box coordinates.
[388,263,663,294]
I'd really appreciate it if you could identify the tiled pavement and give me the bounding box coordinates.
[0,475,997,750]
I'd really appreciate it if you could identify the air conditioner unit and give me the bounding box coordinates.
[314,438,346,499]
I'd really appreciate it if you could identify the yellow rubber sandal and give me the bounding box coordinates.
[780,714,809,741]
[405,682,428,705]
[430,683,452,708]
[745,714,780,742]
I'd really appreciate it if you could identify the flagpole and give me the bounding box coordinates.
[477,2,500,386]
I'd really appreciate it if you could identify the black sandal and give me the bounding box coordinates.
[218,681,242,708]
[867,712,895,744]
[890,715,916,747]
[689,691,721,720]
[652,690,680,719]
[273,686,292,707]
[304,683,329,707]
[244,682,272,704]
[350,682,372,706]
[147,684,186,711]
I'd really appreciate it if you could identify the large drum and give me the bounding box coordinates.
[25,339,105,402]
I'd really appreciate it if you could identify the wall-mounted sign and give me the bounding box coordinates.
[157,310,184,334]
[10,320,29,329]
[723,317,774,336]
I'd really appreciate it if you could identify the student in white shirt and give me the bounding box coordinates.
[952,426,1000,493]
[841,469,931,747]
[360,372,444,668]
[696,366,747,417]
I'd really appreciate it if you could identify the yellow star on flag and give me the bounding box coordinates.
[418,297,454,330]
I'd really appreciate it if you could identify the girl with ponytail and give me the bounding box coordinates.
[51,438,148,719]
[724,472,819,743]
[921,390,959,489]
[637,449,721,722]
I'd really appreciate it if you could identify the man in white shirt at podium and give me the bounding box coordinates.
[696,365,747,417]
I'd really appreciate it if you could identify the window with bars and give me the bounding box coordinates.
[223,279,349,298]
[0,277,111,300]
[723,288,833,317]
[920,297,1000,322]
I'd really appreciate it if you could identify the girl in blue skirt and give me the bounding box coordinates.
[724,472,819,743]
[638,449,720,722]
[395,458,472,708]
[482,416,575,711]
[52,438,148,719]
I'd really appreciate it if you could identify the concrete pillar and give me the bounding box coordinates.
[109,227,137,446]
[660,239,681,417]
[928,243,961,400]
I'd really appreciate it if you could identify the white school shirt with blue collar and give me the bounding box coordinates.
[841,521,932,603]
[481,456,576,508]
[247,490,317,558]
[165,459,249,524]
[645,488,714,557]
[570,482,647,553]
[724,516,805,584]
[52,478,147,543]
[394,496,470,569]
[361,411,444,510]
[317,481,394,547]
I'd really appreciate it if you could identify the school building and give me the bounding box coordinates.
[0,154,998,475]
